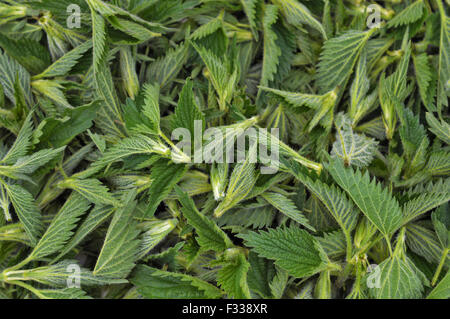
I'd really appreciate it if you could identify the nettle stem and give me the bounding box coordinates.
[432,248,449,286]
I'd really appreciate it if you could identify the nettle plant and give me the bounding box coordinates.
[0,0,449,299]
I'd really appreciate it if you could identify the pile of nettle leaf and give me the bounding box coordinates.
[0,0,449,299]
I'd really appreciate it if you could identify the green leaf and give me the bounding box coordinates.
[325,159,403,237]
[0,112,33,165]
[331,113,378,168]
[93,190,140,279]
[295,172,358,237]
[38,101,100,148]
[95,135,169,168]
[58,178,120,207]
[214,153,258,218]
[432,203,449,249]
[316,29,374,93]
[192,42,238,109]
[436,1,450,113]
[0,50,32,106]
[147,42,189,89]
[3,183,44,245]
[141,82,160,135]
[5,260,125,287]
[426,112,450,145]
[217,251,251,299]
[247,252,276,298]
[29,288,92,299]
[33,40,93,80]
[260,5,281,89]
[146,160,187,217]
[0,34,51,75]
[367,255,424,299]
[406,222,446,265]
[317,230,347,259]
[175,186,233,252]
[239,226,330,278]
[55,205,115,262]
[31,79,71,108]
[387,0,425,28]
[241,0,259,40]
[261,192,315,231]
[402,179,450,225]
[1,147,65,179]
[271,0,327,39]
[130,264,222,299]
[137,219,178,259]
[260,86,337,131]
[27,193,90,262]
[427,270,450,299]
[413,54,436,112]
[171,78,205,136]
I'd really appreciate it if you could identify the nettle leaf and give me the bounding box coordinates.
[436,1,450,113]
[33,40,93,80]
[38,101,100,148]
[402,179,450,225]
[214,153,258,218]
[93,190,140,279]
[0,112,33,165]
[406,222,445,265]
[29,288,92,300]
[261,192,314,231]
[2,147,65,178]
[326,159,403,237]
[57,178,120,207]
[432,203,449,249]
[26,193,90,262]
[427,270,450,299]
[3,183,44,245]
[0,50,32,106]
[387,0,425,28]
[247,252,276,298]
[0,34,51,75]
[271,0,327,40]
[240,0,259,40]
[145,160,187,217]
[147,43,189,89]
[94,135,169,168]
[367,254,424,299]
[331,113,378,168]
[141,82,160,135]
[260,5,281,89]
[55,205,115,262]
[317,230,347,259]
[349,50,373,123]
[239,226,330,278]
[217,250,251,299]
[294,171,359,237]
[131,264,222,299]
[260,86,337,131]
[4,260,125,288]
[316,29,374,93]
[171,78,205,136]
[192,42,238,110]
[175,186,233,252]
[413,54,436,112]
[137,218,178,259]
[426,112,450,145]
